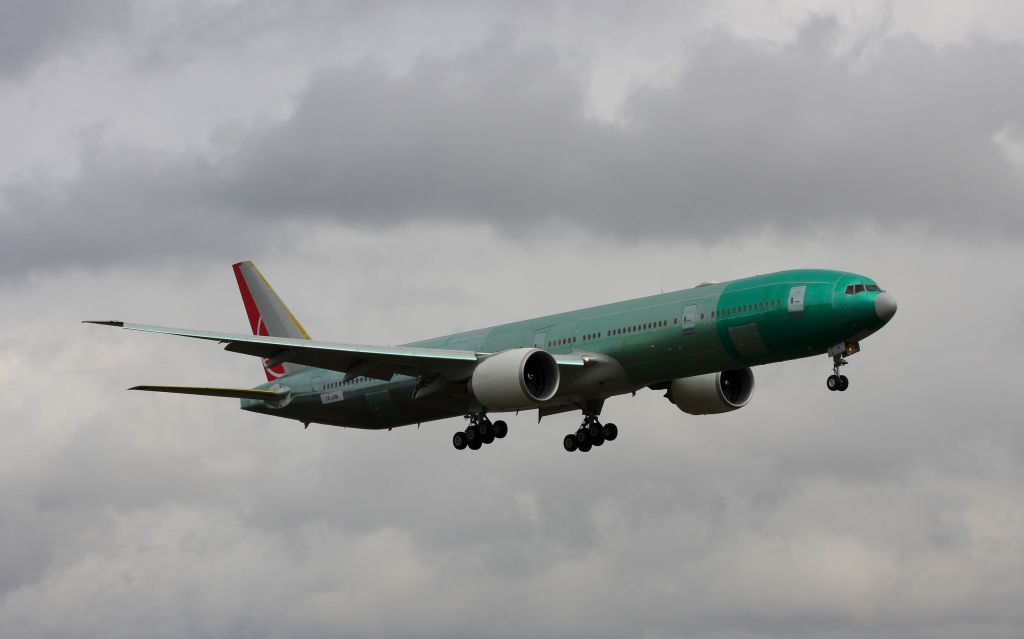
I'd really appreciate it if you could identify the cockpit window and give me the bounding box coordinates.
[845,283,883,294]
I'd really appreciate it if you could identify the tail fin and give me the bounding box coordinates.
[232,261,311,381]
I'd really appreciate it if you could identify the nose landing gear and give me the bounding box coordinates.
[826,353,850,392]
[453,414,508,451]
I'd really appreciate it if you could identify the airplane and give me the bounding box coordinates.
[86,261,897,453]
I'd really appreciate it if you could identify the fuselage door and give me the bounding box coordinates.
[311,375,326,393]
[788,286,806,314]
[680,304,697,334]
[533,332,547,348]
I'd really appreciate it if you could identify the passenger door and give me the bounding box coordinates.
[788,286,806,314]
[680,304,697,334]
[311,375,326,393]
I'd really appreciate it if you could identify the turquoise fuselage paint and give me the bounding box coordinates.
[244,269,893,428]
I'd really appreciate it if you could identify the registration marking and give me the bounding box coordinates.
[320,391,344,405]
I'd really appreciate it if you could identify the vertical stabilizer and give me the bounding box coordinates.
[232,261,310,381]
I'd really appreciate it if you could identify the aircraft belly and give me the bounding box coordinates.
[253,379,462,429]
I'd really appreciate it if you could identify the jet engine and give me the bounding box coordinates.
[470,348,560,410]
[668,368,754,415]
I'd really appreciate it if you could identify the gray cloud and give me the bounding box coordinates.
[2,231,1024,639]
[0,0,128,78]
[212,19,1024,233]
[5,19,1024,278]
[4,6,1024,636]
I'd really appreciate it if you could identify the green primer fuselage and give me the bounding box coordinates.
[245,269,891,428]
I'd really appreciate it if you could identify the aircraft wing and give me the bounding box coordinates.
[85,321,586,381]
[130,385,291,401]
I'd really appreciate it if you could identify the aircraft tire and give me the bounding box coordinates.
[453,432,467,450]
[477,420,492,438]
[578,441,592,453]
[827,375,839,391]
[588,424,605,446]
[482,431,495,445]
[838,375,849,391]
[468,439,482,450]
[563,434,578,452]
[466,425,479,442]
[493,420,508,439]
[576,428,589,445]
[603,423,618,441]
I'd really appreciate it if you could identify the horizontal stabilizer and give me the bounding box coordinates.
[129,385,289,402]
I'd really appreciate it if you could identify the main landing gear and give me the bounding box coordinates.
[452,414,508,451]
[562,414,618,453]
[826,353,850,392]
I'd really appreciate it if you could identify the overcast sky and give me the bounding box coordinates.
[2,1,1023,638]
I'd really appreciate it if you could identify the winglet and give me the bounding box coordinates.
[83,320,125,327]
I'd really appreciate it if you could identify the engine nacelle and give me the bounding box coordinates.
[669,368,755,415]
[470,348,560,410]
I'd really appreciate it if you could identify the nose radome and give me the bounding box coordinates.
[875,291,898,322]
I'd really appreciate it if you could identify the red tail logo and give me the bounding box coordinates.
[234,263,285,381]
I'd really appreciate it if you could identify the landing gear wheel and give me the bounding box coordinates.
[603,423,618,441]
[492,420,508,439]
[453,432,467,450]
[477,420,493,438]
[482,431,495,445]
[466,425,479,442]
[468,439,482,450]
[578,441,592,453]
[563,434,578,452]
[589,424,605,446]
[827,352,852,393]
[576,428,589,446]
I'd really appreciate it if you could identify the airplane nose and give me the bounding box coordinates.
[875,291,898,322]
